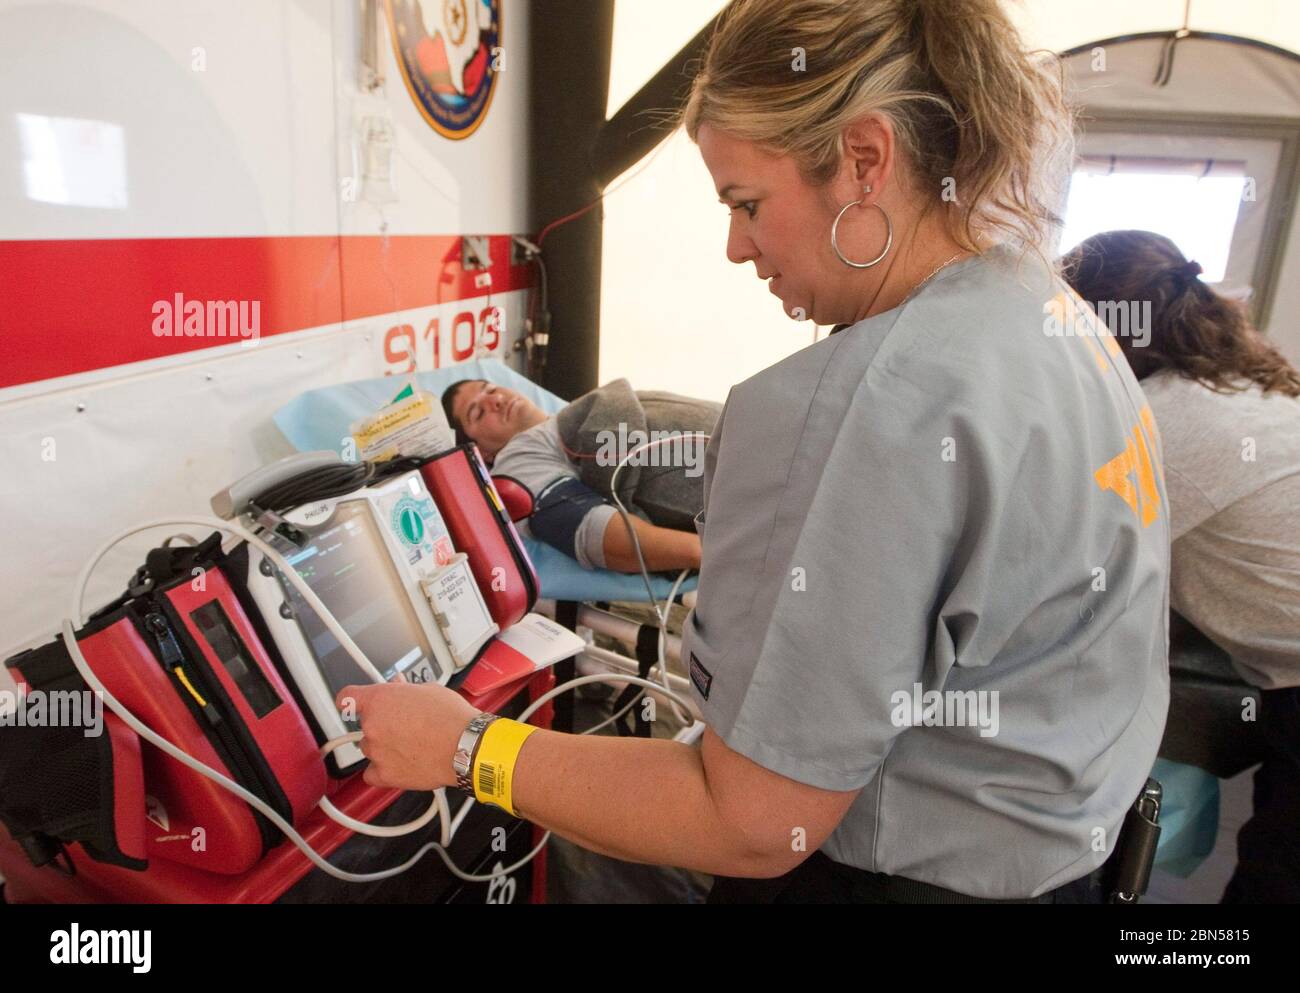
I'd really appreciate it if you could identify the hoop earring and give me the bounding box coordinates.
[831,190,893,270]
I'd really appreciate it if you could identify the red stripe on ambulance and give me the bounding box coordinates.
[0,235,533,388]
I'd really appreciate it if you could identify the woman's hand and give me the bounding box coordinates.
[335,682,481,791]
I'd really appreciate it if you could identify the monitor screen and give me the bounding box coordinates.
[269,500,437,709]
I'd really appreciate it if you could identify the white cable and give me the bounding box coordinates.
[659,567,693,724]
[517,672,695,725]
[608,434,707,726]
[432,829,550,884]
[316,732,451,842]
[577,642,689,736]
[316,794,449,841]
[450,793,476,836]
[608,433,708,615]
[71,516,386,687]
[576,689,644,738]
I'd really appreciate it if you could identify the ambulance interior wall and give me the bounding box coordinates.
[0,0,532,688]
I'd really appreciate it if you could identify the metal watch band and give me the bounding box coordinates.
[452,713,499,794]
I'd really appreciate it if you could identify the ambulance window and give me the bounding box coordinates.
[191,601,283,719]
[1059,157,1247,283]
[17,114,128,210]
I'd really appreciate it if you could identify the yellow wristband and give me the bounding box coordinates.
[472,718,539,816]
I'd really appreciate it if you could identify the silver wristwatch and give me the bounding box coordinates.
[452,713,498,794]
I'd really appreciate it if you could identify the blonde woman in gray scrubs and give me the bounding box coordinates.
[341,0,1171,904]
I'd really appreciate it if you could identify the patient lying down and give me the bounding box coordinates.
[442,379,719,575]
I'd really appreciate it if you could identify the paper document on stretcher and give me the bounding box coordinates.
[351,387,456,462]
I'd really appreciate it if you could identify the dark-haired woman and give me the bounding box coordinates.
[1064,229,1300,903]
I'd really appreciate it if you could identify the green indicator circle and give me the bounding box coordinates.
[398,507,425,545]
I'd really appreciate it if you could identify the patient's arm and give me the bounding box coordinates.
[601,513,701,573]
[527,476,700,574]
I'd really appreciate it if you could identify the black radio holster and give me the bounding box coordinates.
[1103,778,1163,904]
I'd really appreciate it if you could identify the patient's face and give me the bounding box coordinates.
[696,123,876,327]
[450,381,546,460]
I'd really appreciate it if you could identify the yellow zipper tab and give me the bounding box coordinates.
[174,666,209,708]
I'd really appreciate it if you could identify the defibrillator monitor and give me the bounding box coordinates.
[269,500,437,691]
[239,469,498,774]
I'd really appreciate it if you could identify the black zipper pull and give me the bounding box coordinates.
[144,612,183,667]
[144,612,223,728]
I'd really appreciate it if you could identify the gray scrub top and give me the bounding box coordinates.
[681,245,1171,899]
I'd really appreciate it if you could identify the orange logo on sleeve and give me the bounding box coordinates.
[1045,291,1123,375]
[1094,405,1162,527]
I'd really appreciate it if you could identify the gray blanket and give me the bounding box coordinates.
[556,379,722,530]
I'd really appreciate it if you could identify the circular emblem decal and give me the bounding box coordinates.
[386,0,502,141]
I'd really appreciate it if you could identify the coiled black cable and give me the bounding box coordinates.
[251,461,379,513]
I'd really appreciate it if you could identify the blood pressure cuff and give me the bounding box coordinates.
[1,642,148,872]
[418,445,539,629]
[528,477,612,562]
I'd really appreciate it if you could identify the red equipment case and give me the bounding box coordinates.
[0,669,553,904]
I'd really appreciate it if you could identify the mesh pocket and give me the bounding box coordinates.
[0,721,106,843]
[0,705,145,870]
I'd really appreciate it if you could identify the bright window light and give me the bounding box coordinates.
[17,113,127,209]
[1059,167,1245,283]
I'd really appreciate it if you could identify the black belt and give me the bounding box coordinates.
[708,851,1105,904]
[849,863,1104,904]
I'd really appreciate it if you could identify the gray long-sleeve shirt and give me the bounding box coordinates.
[1142,371,1300,689]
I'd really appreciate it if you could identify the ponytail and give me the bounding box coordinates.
[908,0,1074,252]
[1062,230,1300,397]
